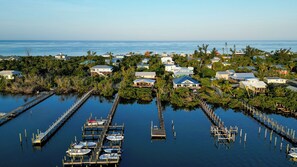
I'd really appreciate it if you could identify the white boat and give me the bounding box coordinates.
[289,147,297,154]
[288,152,297,158]
[99,153,121,160]
[106,135,124,141]
[72,141,97,149]
[103,148,121,153]
[87,119,107,126]
[66,149,91,156]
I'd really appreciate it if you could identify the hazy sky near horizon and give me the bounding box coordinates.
[0,0,297,40]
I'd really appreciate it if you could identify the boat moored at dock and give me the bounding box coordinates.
[66,149,91,156]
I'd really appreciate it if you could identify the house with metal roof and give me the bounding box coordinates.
[264,77,287,84]
[230,73,255,82]
[133,79,155,88]
[240,78,267,93]
[137,63,149,69]
[135,72,156,79]
[80,60,96,65]
[173,76,200,89]
[0,70,22,80]
[173,67,194,78]
[90,65,113,76]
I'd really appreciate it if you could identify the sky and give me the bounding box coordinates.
[0,0,297,40]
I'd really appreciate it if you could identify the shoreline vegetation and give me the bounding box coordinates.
[0,45,297,117]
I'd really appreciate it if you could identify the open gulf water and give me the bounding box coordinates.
[0,40,297,56]
[0,94,296,167]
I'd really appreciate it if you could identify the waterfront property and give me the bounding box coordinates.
[133,79,155,88]
[90,65,113,76]
[55,53,69,60]
[161,56,174,65]
[240,78,267,93]
[137,63,149,69]
[211,57,221,64]
[0,70,22,80]
[229,73,255,83]
[215,71,229,80]
[264,77,287,84]
[173,67,194,78]
[135,72,156,79]
[173,76,200,89]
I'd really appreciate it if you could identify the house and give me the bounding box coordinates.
[253,55,266,61]
[173,76,200,89]
[80,60,96,65]
[101,53,111,58]
[135,72,156,79]
[90,65,113,76]
[165,64,177,72]
[222,62,231,66]
[206,64,212,69]
[264,77,287,84]
[133,79,155,88]
[240,78,267,93]
[272,65,289,75]
[238,66,257,72]
[137,63,149,69]
[55,53,69,60]
[215,71,229,80]
[0,70,22,79]
[142,58,150,64]
[173,67,194,78]
[286,85,297,92]
[114,54,125,59]
[111,58,121,66]
[161,53,168,57]
[230,73,255,82]
[211,57,221,64]
[161,57,174,65]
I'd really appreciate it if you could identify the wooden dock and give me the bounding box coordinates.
[241,100,297,145]
[151,93,166,138]
[0,91,54,126]
[197,95,237,142]
[32,89,93,146]
[63,94,122,166]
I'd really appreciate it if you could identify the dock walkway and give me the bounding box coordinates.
[197,95,237,142]
[32,89,93,145]
[0,92,54,126]
[241,100,297,145]
[151,93,166,138]
[63,94,121,166]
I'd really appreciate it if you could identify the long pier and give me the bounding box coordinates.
[63,94,121,166]
[151,93,166,138]
[0,92,54,126]
[32,89,93,146]
[197,95,237,142]
[241,100,297,145]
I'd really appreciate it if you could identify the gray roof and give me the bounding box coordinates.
[135,72,156,76]
[0,70,21,75]
[133,79,155,84]
[173,76,199,85]
[216,71,229,75]
[91,65,112,69]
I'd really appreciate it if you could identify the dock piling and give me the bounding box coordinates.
[19,133,22,143]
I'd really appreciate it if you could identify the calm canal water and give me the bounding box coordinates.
[0,94,296,167]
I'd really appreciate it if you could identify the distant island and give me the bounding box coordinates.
[0,45,297,116]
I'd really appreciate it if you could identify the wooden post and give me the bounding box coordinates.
[286,144,290,153]
[24,129,27,138]
[270,131,273,142]
[258,127,261,134]
[244,133,247,143]
[274,137,277,147]
[280,142,283,151]
[19,133,22,143]
[264,129,267,139]
[240,129,242,138]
